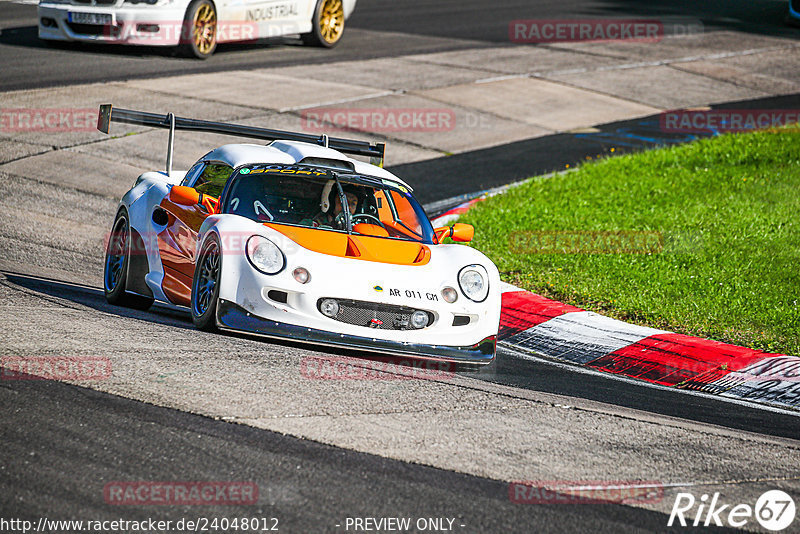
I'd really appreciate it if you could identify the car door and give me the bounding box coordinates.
[157,162,232,306]
[237,0,306,40]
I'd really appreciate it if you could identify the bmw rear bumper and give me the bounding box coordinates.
[216,299,496,364]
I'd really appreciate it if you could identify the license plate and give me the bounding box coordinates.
[68,12,113,25]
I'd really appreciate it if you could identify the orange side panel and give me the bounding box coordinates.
[414,245,431,264]
[157,225,195,281]
[157,197,207,306]
[158,198,207,279]
[265,223,431,266]
[161,265,192,307]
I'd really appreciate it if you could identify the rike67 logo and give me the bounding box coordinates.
[668,490,796,531]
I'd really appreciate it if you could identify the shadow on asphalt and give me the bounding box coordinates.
[349,0,800,42]
[473,348,800,441]
[5,271,799,440]
[591,0,799,37]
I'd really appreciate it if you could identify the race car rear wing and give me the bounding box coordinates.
[96,104,386,176]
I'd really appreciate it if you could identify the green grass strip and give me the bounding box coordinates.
[457,128,800,355]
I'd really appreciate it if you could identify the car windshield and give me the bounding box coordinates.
[223,164,435,243]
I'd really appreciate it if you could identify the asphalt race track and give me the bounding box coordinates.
[4,362,693,533]
[0,0,796,92]
[6,301,740,534]
[2,1,800,532]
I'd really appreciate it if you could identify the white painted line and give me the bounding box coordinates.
[430,211,468,227]
[531,43,800,78]
[475,74,528,84]
[499,281,522,293]
[423,167,577,218]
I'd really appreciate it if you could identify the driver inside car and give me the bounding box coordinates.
[310,181,359,230]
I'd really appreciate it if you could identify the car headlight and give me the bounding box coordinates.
[293,267,310,284]
[458,265,489,302]
[441,286,458,303]
[319,298,339,318]
[410,310,431,329]
[246,236,285,275]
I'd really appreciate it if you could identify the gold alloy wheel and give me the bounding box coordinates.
[318,0,344,44]
[193,4,217,55]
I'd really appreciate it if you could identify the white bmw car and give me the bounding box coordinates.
[38,0,355,58]
[98,105,501,364]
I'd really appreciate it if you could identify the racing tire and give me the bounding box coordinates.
[191,234,222,331]
[103,209,154,311]
[301,0,345,48]
[179,0,217,59]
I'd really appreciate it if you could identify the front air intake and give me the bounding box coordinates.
[317,298,433,330]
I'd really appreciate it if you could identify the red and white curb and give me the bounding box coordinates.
[432,201,800,413]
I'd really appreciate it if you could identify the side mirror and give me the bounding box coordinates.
[451,223,474,242]
[169,186,200,206]
[434,223,474,243]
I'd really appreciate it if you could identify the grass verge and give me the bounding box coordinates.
[456,128,800,355]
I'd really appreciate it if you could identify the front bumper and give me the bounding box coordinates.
[217,300,496,364]
[38,3,187,45]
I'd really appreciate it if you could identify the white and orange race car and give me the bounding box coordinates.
[99,105,500,364]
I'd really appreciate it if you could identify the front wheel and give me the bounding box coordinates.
[191,235,222,330]
[104,209,154,310]
[179,0,217,59]
[301,0,345,48]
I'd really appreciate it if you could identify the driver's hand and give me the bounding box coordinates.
[334,212,347,230]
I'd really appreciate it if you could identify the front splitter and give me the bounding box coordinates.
[216,299,496,364]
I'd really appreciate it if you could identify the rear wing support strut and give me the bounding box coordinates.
[96,104,386,175]
[165,112,175,177]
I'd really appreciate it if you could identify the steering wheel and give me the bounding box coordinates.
[352,213,385,228]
